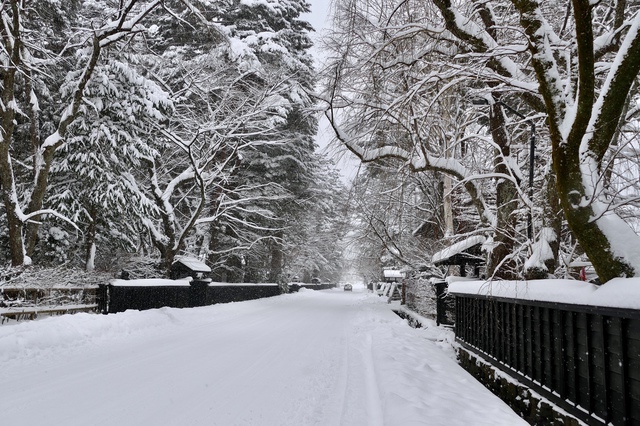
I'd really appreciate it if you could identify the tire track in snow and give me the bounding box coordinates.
[335,326,352,426]
[362,332,384,426]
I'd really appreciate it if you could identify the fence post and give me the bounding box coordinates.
[433,281,447,326]
[189,279,210,307]
[96,284,109,314]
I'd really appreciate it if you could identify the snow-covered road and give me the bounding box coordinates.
[0,288,525,425]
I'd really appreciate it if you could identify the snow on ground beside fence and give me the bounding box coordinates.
[448,277,640,309]
[0,288,525,425]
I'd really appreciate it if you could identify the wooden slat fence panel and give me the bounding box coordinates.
[453,294,640,426]
[100,282,283,313]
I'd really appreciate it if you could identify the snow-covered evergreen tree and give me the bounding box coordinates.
[0,0,163,267]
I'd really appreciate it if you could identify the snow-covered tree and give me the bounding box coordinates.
[0,0,346,282]
[0,0,162,267]
[45,57,172,270]
[320,0,507,273]
[131,0,327,278]
[322,0,640,282]
[270,157,349,283]
[505,0,640,281]
[345,158,465,277]
[150,0,329,282]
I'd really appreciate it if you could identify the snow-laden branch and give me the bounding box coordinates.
[322,100,496,227]
[580,11,640,198]
[507,0,568,135]
[432,0,536,94]
[97,0,163,48]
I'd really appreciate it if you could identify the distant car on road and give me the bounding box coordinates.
[344,283,352,291]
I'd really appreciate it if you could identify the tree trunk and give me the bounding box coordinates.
[509,0,640,282]
[207,224,223,281]
[85,206,97,271]
[268,231,284,283]
[443,166,454,236]
[1,190,26,267]
[0,2,25,266]
[0,141,26,266]
[554,147,634,282]
[24,146,57,256]
[161,247,178,277]
[524,172,561,280]
[226,255,244,283]
[543,172,561,273]
[487,101,519,279]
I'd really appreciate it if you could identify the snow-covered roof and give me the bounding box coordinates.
[383,270,404,279]
[432,235,486,264]
[173,256,211,273]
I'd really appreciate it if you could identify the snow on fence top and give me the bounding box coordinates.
[173,256,211,273]
[431,235,486,264]
[111,278,193,287]
[109,278,279,287]
[207,282,279,287]
[448,277,640,310]
[383,270,405,279]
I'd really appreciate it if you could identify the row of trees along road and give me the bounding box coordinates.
[0,0,348,283]
[321,0,640,283]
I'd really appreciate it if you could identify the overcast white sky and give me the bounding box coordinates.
[303,0,332,48]
[303,0,361,183]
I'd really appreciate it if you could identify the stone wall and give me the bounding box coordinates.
[458,349,580,425]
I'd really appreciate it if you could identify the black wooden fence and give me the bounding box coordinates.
[453,294,640,425]
[98,281,283,314]
[433,280,455,326]
[288,283,336,292]
[97,281,338,314]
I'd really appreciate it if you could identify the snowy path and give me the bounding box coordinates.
[0,288,525,425]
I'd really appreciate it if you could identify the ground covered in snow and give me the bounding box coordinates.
[0,287,525,425]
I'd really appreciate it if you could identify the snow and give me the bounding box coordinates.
[110,278,192,287]
[584,278,640,309]
[0,289,524,425]
[173,255,212,273]
[208,281,278,287]
[240,0,277,13]
[226,38,261,73]
[449,277,640,309]
[0,304,97,316]
[524,227,555,271]
[383,269,404,279]
[432,235,486,264]
[49,226,67,241]
[591,209,640,277]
